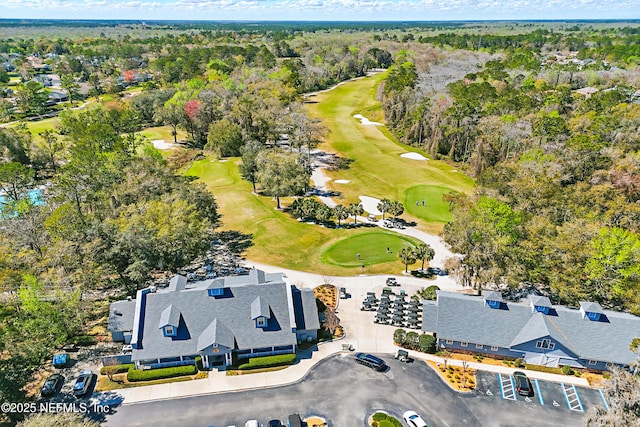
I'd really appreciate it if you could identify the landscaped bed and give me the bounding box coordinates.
[427,360,476,393]
[369,411,402,427]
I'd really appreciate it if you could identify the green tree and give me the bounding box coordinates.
[60,74,80,106]
[333,204,349,227]
[394,328,406,345]
[389,200,404,220]
[239,140,264,193]
[349,203,364,224]
[419,334,437,354]
[0,162,34,203]
[377,198,392,220]
[399,247,416,273]
[315,204,332,225]
[205,119,243,157]
[15,81,49,116]
[413,243,435,271]
[256,149,309,209]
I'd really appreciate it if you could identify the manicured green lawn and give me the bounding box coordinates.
[185,156,416,275]
[403,185,454,223]
[305,73,474,234]
[137,125,186,143]
[321,231,421,268]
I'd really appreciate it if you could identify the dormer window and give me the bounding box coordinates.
[208,288,223,297]
[482,291,505,309]
[580,302,604,321]
[158,304,181,337]
[530,296,552,315]
[256,317,267,328]
[164,325,176,337]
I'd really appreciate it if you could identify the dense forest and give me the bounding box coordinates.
[377,28,640,314]
[1,21,640,423]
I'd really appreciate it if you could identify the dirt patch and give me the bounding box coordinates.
[305,416,327,427]
[427,360,476,393]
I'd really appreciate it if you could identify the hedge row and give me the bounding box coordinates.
[126,364,197,382]
[100,364,135,375]
[371,412,402,427]
[237,354,297,370]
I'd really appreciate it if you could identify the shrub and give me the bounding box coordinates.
[514,358,525,368]
[562,365,574,375]
[237,354,296,370]
[127,364,197,382]
[379,421,395,427]
[372,413,387,421]
[100,364,134,375]
[394,329,406,346]
[405,331,419,349]
[419,334,437,353]
[71,335,98,346]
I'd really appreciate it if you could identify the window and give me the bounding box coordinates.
[536,339,554,349]
[476,344,483,349]
[164,325,175,336]
[491,346,499,351]
[461,342,468,347]
[256,317,267,327]
[589,360,597,366]
[445,339,453,345]
[207,288,223,297]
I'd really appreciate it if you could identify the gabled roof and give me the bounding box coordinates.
[530,295,552,308]
[197,319,235,350]
[168,275,187,292]
[423,290,640,365]
[205,279,224,290]
[125,270,308,362]
[107,299,136,333]
[251,296,271,320]
[483,291,503,302]
[158,304,181,328]
[580,301,603,314]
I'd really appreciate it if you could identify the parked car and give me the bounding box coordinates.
[354,352,387,371]
[73,370,93,397]
[339,287,348,299]
[395,349,411,362]
[403,410,428,427]
[40,373,64,397]
[244,421,259,427]
[386,277,400,286]
[268,420,283,427]
[513,371,532,397]
[52,353,70,368]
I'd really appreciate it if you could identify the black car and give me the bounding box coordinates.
[73,370,93,397]
[268,420,283,427]
[513,371,532,397]
[41,373,64,397]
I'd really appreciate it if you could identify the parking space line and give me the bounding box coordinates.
[598,389,609,411]
[534,379,544,405]
[561,383,584,412]
[498,372,516,400]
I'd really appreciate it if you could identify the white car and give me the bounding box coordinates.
[244,421,259,427]
[403,410,428,427]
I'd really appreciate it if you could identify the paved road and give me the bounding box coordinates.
[102,354,585,427]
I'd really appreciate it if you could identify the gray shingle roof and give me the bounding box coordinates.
[424,290,640,365]
[168,275,187,292]
[482,291,503,302]
[251,296,271,320]
[107,300,136,333]
[197,319,235,351]
[530,295,552,308]
[129,271,309,362]
[580,301,603,314]
[299,288,320,331]
[158,304,181,328]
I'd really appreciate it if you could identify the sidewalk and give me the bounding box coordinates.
[94,341,590,407]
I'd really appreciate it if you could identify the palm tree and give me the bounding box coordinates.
[399,247,417,273]
[349,203,364,225]
[377,198,392,220]
[389,200,404,220]
[413,243,435,271]
[315,204,332,225]
[333,204,349,227]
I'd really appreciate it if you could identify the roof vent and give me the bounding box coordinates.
[149,285,157,293]
[114,310,122,316]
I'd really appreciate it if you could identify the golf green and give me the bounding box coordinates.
[321,231,421,268]
[404,185,454,223]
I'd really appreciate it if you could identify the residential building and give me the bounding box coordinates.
[107,269,319,370]
[422,290,640,371]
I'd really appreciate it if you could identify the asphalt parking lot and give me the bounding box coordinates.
[475,371,608,414]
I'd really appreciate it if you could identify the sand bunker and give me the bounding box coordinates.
[334,179,350,184]
[401,152,428,161]
[359,195,382,215]
[151,140,175,150]
[353,114,383,126]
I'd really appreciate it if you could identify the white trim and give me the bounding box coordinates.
[445,339,453,345]
[476,344,483,349]
[282,276,297,331]
[461,341,468,347]
[589,360,597,365]
[491,346,499,351]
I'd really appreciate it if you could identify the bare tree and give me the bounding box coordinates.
[585,367,640,427]
[323,307,341,336]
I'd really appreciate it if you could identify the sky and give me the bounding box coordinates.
[0,0,638,21]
